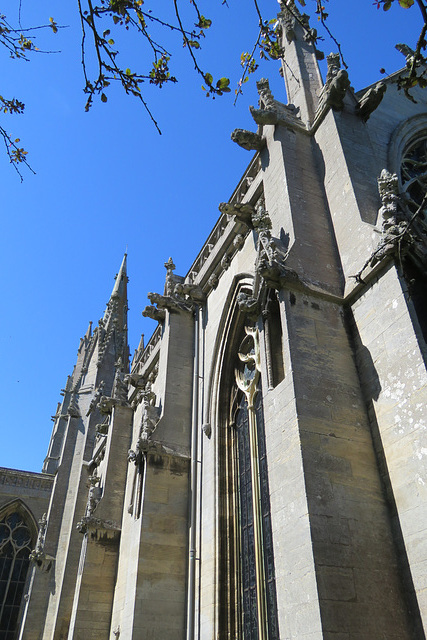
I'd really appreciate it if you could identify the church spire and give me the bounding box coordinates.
[110,252,128,302]
[98,253,129,371]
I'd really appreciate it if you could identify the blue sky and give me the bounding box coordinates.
[0,0,423,472]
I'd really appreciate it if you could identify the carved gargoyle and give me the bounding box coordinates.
[174,282,206,304]
[355,82,386,123]
[97,395,116,415]
[231,129,265,151]
[147,291,193,314]
[219,201,255,228]
[142,305,166,322]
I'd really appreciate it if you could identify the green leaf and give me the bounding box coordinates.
[398,0,414,6]
[101,93,108,102]
[126,68,132,75]
[217,77,230,89]
[204,72,213,85]
[108,38,115,45]
[103,29,111,37]
[113,15,120,24]
[197,15,212,29]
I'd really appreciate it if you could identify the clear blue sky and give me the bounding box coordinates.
[0,0,422,472]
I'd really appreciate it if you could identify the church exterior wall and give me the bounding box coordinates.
[1,5,427,639]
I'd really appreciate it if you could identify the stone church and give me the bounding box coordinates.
[1,3,427,639]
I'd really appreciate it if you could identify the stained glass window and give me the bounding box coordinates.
[233,326,279,639]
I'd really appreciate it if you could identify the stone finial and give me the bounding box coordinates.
[164,257,176,272]
[355,83,386,123]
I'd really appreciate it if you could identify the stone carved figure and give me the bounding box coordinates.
[355,83,386,122]
[317,53,350,115]
[233,234,245,250]
[76,474,102,534]
[237,292,259,315]
[208,274,219,289]
[378,169,402,231]
[164,257,177,297]
[112,364,129,403]
[231,129,265,151]
[86,381,105,416]
[29,513,52,572]
[250,78,280,126]
[326,70,350,111]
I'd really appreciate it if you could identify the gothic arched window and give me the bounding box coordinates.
[0,503,35,640]
[220,324,279,640]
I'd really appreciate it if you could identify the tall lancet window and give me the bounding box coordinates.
[0,505,35,640]
[225,325,279,640]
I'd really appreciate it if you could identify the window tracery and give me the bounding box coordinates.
[400,136,427,231]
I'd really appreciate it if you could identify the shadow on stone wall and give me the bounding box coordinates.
[346,306,426,640]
